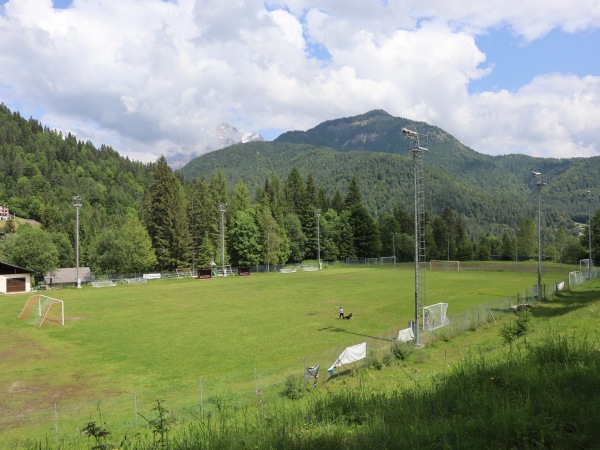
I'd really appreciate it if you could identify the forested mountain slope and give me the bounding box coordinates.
[180,110,598,231]
[0,103,154,234]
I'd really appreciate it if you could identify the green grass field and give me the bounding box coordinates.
[0,264,576,444]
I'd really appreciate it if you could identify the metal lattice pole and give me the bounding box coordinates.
[403,127,428,346]
[219,203,227,277]
[531,172,546,299]
[316,209,321,269]
[588,190,594,279]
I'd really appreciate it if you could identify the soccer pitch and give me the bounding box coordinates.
[0,265,563,438]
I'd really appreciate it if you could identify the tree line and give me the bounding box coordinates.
[1,154,597,278]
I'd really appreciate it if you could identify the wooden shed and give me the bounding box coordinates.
[0,262,34,294]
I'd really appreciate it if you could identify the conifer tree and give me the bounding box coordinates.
[143,156,190,271]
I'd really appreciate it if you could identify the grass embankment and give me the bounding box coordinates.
[0,264,589,448]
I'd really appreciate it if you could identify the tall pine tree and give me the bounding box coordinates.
[143,156,190,270]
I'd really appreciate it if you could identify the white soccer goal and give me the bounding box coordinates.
[380,256,396,264]
[176,268,193,278]
[91,280,117,288]
[423,303,450,331]
[569,271,585,288]
[18,294,64,327]
[124,278,148,285]
[430,260,461,270]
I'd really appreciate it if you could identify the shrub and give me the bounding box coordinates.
[500,309,533,345]
[283,374,306,399]
[382,353,393,366]
[369,352,383,370]
[391,341,414,360]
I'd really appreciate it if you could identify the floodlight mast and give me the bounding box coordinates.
[315,209,321,269]
[403,127,428,347]
[587,190,594,279]
[532,171,546,299]
[219,203,227,277]
[72,196,82,288]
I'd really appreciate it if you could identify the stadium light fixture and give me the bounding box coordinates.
[315,209,321,269]
[532,171,546,299]
[402,127,418,138]
[72,196,82,288]
[219,203,227,277]
[587,190,594,279]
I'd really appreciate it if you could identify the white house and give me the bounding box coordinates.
[0,205,10,220]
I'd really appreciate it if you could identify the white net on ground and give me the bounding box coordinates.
[423,303,451,331]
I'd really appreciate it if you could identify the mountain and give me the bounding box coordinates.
[167,122,263,169]
[179,110,598,232]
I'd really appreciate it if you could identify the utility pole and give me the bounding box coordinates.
[72,196,82,288]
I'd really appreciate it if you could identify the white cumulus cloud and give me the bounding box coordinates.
[0,0,598,162]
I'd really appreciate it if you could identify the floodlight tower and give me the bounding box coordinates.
[390,232,396,268]
[72,196,82,288]
[587,190,594,279]
[315,209,322,269]
[403,127,428,346]
[532,171,546,299]
[219,203,227,277]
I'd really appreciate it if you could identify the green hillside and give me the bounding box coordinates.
[0,103,154,233]
[180,109,598,231]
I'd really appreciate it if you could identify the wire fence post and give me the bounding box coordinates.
[54,402,59,449]
[134,391,138,427]
[200,378,203,421]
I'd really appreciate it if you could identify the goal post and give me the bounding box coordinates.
[569,271,585,288]
[430,260,461,270]
[423,303,450,331]
[18,294,64,327]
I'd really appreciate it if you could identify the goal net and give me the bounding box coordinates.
[176,268,193,278]
[569,271,585,288]
[430,260,461,270]
[18,295,64,327]
[380,256,396,264]
[124,277,148,285]
[423,303,450,331]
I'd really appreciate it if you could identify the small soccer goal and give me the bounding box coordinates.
[423,303,450,331]
[176,268,193,278]
[380,256,396,264]
[430,260,461,270]
[18,294,64,327]
[124,278,148,285]
[569,271,585,288]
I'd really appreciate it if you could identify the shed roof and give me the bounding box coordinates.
[0,261,35,275]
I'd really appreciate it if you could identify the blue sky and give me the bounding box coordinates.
[0,0,599,163]
[471,28,600,93]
